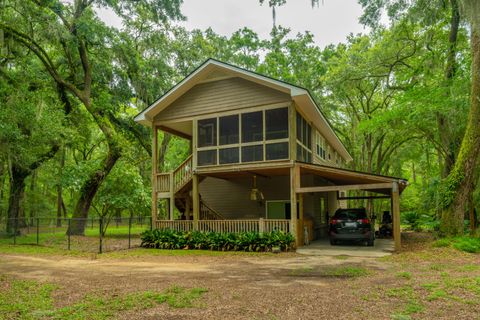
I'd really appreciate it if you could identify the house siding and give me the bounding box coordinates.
[199,176,291,219]
[155,77,291,121]
[198,175,328,221]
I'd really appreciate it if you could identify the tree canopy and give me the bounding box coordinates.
[0,0,478,236]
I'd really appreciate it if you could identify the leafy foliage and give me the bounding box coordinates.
[141,229,295,252]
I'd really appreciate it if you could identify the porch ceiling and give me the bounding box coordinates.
[196,161,407,195]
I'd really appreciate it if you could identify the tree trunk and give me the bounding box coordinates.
[440,26,480,236]
[437,0,461,178]
[6,165,29,234]
[67,148,121,235]
[157,133,171,172]
[56,146,65,227]
[469,193,476,234]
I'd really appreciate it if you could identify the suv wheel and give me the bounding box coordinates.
[367,239,374,247]
[330,239,337,245]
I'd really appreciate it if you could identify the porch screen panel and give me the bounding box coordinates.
[242,145,263,162]
[198,150,217,166]
[242,111,263,142]
[219,114,239,145]
[219,147,239,164]
[265,107,288,140]
[266,142,288,160]
[198,118,217,148]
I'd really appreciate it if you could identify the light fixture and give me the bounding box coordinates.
[250,175,265,202]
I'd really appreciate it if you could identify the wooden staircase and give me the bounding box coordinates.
[156,155,224,220]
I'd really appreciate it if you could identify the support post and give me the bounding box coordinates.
[13,217,17,245]
[151,125,158,227]
[36,217,39,245]
[169,172,175,220]
[128,216,132,249]
[99,218,103,254]
[299,193,304,246]
[192,174,200,230]
[392,182,401,251]
[259,218,265,233]
[290,165,300,247]
[67,218,71,250]
[185,197,190,220]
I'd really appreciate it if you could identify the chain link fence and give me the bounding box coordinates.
[0,216,152,253]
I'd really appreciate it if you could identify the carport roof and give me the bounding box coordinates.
[297,162,408,195]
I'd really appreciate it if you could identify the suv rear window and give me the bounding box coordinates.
[334,209,367,220]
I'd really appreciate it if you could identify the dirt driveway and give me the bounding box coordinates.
[0,251,392,320]
[1,235,479,320]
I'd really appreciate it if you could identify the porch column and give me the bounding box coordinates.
[185,197,190,220]
[169,172,175,220]
[290,165,301,247]
[392,182,401,251]
[298,193,304,246]
[192,173,200,230]
[151,125,158,226]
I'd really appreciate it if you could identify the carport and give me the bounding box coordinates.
[291,162,408,251]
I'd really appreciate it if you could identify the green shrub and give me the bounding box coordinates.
[140,229,295,252]
[452,237,480,253]
[432,236,480,253]
[432,238,451,248]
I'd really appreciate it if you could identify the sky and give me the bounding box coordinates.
[97,0,370,49]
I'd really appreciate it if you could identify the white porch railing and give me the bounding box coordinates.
[155,219,290,234]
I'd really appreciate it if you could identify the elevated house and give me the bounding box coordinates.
[135,59,407,250]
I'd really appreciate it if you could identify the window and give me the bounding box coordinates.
[198,150,217,166]
[242,111,263,143]
[219,147,239,164]
[266,142,288,160]
[296,112,312,163]
[219,115,239,145]
[265,108,288,140]
[196,107,290,166]
[242,145,263,162]
[315,131,327,160]
[198,118,217,148]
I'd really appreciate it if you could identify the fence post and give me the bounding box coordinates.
[67,218,71,250]
[36,217,39,245]
[98,218,103,254]
[150,215,153,231]
[91,217,94,229]
[259,218,265,233]
[13,217,17,245]
[128,216,132,249]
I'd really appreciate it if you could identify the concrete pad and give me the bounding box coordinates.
[296,239,394,258]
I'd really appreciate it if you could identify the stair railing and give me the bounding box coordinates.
[200,199,224,220]
[172,154,193,193]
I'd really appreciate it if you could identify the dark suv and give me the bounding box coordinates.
[329,208,374,246]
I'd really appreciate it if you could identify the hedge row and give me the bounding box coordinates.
[140,229,295,252]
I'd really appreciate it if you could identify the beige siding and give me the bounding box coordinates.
[199,174,328,221]
[156,77,291,121]
[199,176,290,219]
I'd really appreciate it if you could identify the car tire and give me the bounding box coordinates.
[367,239,374,247]
[330,239,336,245]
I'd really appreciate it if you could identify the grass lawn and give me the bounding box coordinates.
[0,224,151,253]
[0,232,478,319]
[0,276,207,320]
